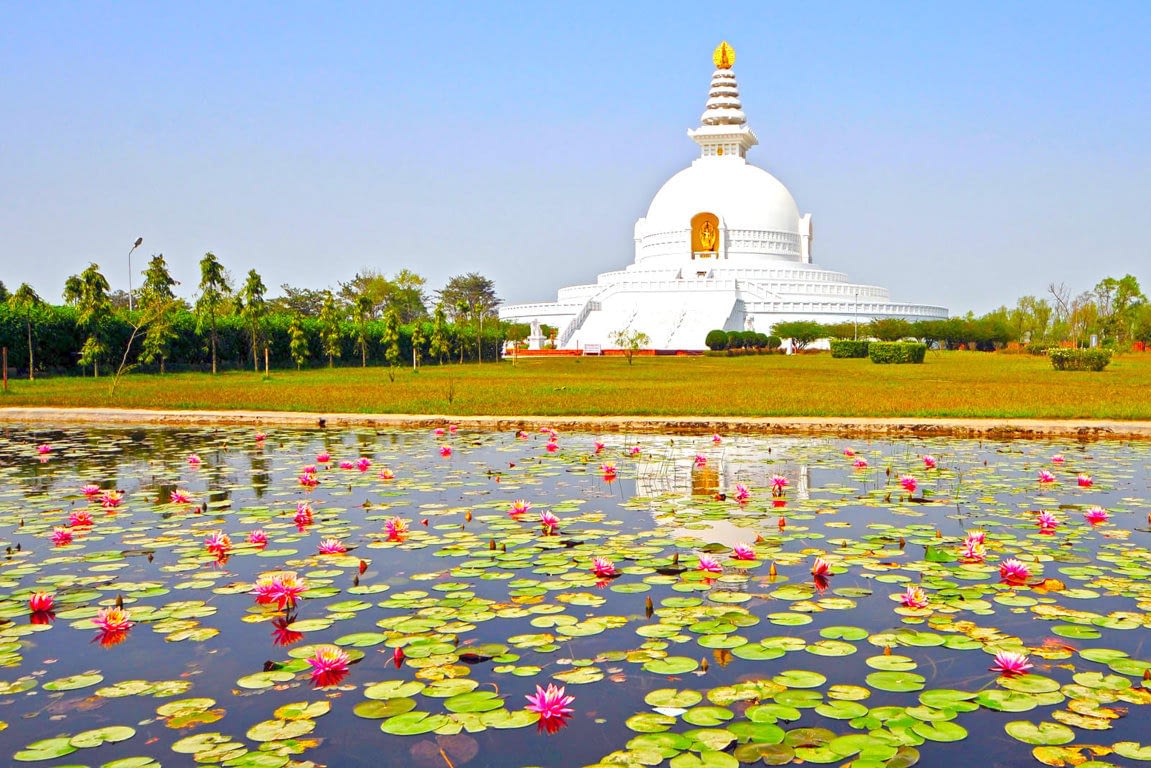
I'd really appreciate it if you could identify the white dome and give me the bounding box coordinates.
[644,159,800,235]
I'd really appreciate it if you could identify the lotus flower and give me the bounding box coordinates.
[923,455,937,469]
[811,557,831,577]
[771,475,788,494]
[298,471,319,488]
[449,424,458,433]
[93,606,133,632]
[316,452,331,463]
[379,468,395,480]
[999,558,1030,584]
[307,646,351,687]
[594,441,605,454]
[439,445,452,457]
[967,530,986,544]
[187,454,201,466]
[51,527,73,546]
[628,446,641,456]
[253,572,307,609]
[899,585,928,609]
[205,531,231,556]
[601,463,617,478]
[1036,511,1059,530]
[539,510,559,533]
[170,489,192,505]
[37,444,52,454]
[434,427,446,436]
[101,490,123,508]
[393,646,405,667]
[1038,469,1056,483]
[591,557,617,578]
[694,454,707,468]
[69,509,94,527]
[960,532,986,562]
[29,591,54,613]
[81,483,102,497]
[540,427,558,438]
[697,554,723,574]
[731,543,757,561]
[1051,454,1065,464]
[247,529,268,548]
[1084,507,1110,524]
[843,447,855,457]
[255,432,267,441]
[318,538,347,555]
[355,457,371,472]
[338,460,355,470]
[385,517,408,539]
[853,458,869,469]
[733,484,750,503]
[900,475,918,493]
[990,650,1034,676]
[294,502,314,528]
[525,683,574,724]
[1077,474,1093,488]
[509,499,532,517]
[711,434,722,445]
[516,430,529,439]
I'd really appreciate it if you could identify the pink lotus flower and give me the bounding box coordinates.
[379,468,395,480]
[629,446,641,456]
[355,457,371,472]
[853,458,869,469]
[253,572,307,609]
[29,591,55,613]
[545,442,559,453]
[37,444,52,454]
[316,452,331,463]
[100,490,123,508]
[591,557,617,578]
[434,427,446,436]
[1051,454,1065,464]
[900,475,918,493]
[338,460,355,470]
[539,510,559,533]
[594,441,605,454]
[697,554,723,574]
[711,434,722,445]
[187,454,201,466]
[318,538,347,555]
[1038,469,1056,483]
[81,484,102,497]
[843,447,855,457]
[1084,507,1110,524]
[990,650,1034,676]
[384,517,408,539]
[733,483,750,503]
[731,543,757,561]
[298,471,319,488]
[255,432,267,442]
[170,489,192,505]
[516,430,529,439]
[205,531,231,556]
[439,445,452,457]
[93,606,133,632]
[967,530,986,544]
[69,509,94,527]
[294,501,314,528]
[770,474,789,494]
[899,585,928,609]
[999,558,1030,585]
[923,455,937,469]
[525,683,574,724]
[601,463,617,478]
[307,645,351,687]
[1036,511,1059,530]
[540,427,558,438]
[694,454,707,468]
[811,557,831,577]
[1077,474,1093,488]
[247,529,268,548]
[509,499,532,517]
[961,538,986,562]
[449,424,458,433]
[51,527,73,546]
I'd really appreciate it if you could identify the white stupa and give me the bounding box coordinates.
[501,42,948,350]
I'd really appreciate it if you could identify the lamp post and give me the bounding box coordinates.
[854,290,859,340]
[128,237,143,311]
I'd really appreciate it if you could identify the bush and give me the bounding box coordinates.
[869,341,927,364]
[1049,348,1111,371]
[765,335,781,351]
[1026,342,1055,356]
[830,339,870,358]
[705,329,728,351]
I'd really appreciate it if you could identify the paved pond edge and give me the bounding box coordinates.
[4,407,1151,441]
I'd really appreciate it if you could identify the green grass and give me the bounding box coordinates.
[3,351,1151,419]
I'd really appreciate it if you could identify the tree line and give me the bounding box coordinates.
[0,255,506,378]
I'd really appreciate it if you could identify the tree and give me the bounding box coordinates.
[64,263,113,377]
[868,318,912,342]
[272,284,329,317]
[340,268,428,323]
[318,291,342,367]
[289,316,309,369]
[8,283,43,380]
[353,294,373,367]
[237,269,268,371]
[610,328,650,365]
[411,322,425,370]
[1008,295,1053,344]
[1093,274,1145,347]
[195,252,232,374]
[771,321,826,351]
[138,254,180,373]
[0,280,9,302]
[429,303,449,364]
[438,273,500,323]
[381,306,400,381]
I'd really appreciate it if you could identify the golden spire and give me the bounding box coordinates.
[713,41,735,69]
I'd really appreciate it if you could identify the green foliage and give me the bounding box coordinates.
[705,330,728,350]
[438,273,501,323]
[63,263,113,376]
[771,321,826,350]
[382,307,401,375]
[194,253,232,374]
[830,339,870,358]
[869,341,927,364]
[1026,342,1055,356]
[765,335,781,351]
[318,291,343,367]
[236,269,268,371]
[868,318,912,341]
[611,328,651,365]
[288,316,309,370]
[1049,348,1112,371]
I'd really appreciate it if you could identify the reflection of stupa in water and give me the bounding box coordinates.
[633,446,811,500]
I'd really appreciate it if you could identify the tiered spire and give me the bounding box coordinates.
[689,41,758,158]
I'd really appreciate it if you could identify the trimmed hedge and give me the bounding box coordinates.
[1049,348,1111,371]
[830,339,870,358]
[705,330,728,351]
[869,341,927,364]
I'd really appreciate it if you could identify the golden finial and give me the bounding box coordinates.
[713,41,735,69]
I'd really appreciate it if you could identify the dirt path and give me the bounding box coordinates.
[5,407,1151,440]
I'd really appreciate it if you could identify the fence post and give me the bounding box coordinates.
[2,347,7,392]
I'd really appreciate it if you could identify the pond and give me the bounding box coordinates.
[1,425,1150,768]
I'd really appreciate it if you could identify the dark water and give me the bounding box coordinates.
[0,425,1149,768]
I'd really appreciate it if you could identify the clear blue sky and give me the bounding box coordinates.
[2,1,1148,314]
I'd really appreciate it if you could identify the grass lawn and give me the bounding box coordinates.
[2,351,1150,419]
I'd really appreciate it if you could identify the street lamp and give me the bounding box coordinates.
[128,237,143,311]
[854,290,860,340]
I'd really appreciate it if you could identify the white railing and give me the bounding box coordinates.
[558,299,602,346]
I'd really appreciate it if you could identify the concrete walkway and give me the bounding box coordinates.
[4,407,1151,440]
